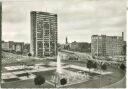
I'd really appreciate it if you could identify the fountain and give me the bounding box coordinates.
[50,52,90,87]
[56,52,62,74]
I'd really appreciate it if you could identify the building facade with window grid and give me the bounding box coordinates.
[30,11,58,57]
[91,33,124,58]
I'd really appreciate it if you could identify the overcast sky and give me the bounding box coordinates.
[2,0,126,44]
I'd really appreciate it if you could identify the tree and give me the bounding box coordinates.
[101,64,107,71]
[34,75,45,88]
[93,62,97,70]
[87,60,93,73]
[120,63,126,71]
[122,44,126,55]
[43,59,49,67]
[60,78,67,85]
[64,45,70,50]
[28,53,32,58]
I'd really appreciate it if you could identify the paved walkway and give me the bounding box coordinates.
[103,76,126,88]
[70,65,112,75]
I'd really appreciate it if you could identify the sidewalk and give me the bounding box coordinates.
[103,76,126,88]
[70,65,112,75]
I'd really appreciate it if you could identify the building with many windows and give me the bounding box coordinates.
[2,41,10,51]
[30,11,58,57]
[91,32,125,60]
[23,43,30,54]
[14,42,24,54]
[2,41,24,54]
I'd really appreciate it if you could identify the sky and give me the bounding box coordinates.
[2,0,126,44]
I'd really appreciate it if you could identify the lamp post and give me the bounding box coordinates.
[99,61,102,88]
[96,36,102,88]
[55,72,57,88]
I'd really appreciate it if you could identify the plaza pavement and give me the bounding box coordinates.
[70,65,112,75]
[2,62,125,88]
[2,62,112,84]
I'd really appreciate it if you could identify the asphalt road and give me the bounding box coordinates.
[104,76,126,88]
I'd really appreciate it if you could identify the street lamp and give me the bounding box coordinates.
[99,61,102,88]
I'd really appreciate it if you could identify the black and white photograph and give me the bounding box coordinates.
[1,0,126,88]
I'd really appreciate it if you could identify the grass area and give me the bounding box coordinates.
[32,70,56,81]
[3,78,20,82]
[62,60,87,67]
[2,79,54,88]
[16,73,30,77]
[41,65,53,67]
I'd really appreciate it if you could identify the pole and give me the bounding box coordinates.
[97,36,98,58]
[0,2,2,83]
[55,73,56,88]
[97,36,100,88]
[99,61,101,88]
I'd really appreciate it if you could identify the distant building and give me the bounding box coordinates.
[9,41,14,51]
[69,41,91,53]
[91,32,125,60]
[14,42,24,53]
[122,41,126,55]
[62,40,91,53]
[2,41,10,51]
[2,41,24,54]
[30,11,58,57]
[69,41,79,51]
[23,43,30,54]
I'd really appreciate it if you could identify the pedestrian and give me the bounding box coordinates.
[26,72,29,78]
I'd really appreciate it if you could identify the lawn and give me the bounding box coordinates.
[32,70,56,81]
[2,79,54,88]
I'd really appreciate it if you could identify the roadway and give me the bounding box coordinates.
[104,76,126,88]
[61,50,124,65]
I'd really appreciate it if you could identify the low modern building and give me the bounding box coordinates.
[2,41,10,51]
[23,43,30,54]
[2,41,24,54]
[8,41,15,51]
[69,41,79,51]
[91,32,125,60]
[14,42,24,53]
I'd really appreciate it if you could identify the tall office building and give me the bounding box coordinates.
[91,32,124,58]
[30,11,58,58]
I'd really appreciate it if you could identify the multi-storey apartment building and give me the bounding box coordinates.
[23,43,30,54]
[30,11,58,57]
[91,32,124,59]
[2,41,10,51]
[2,41,24,54]
[14,42,24,53]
